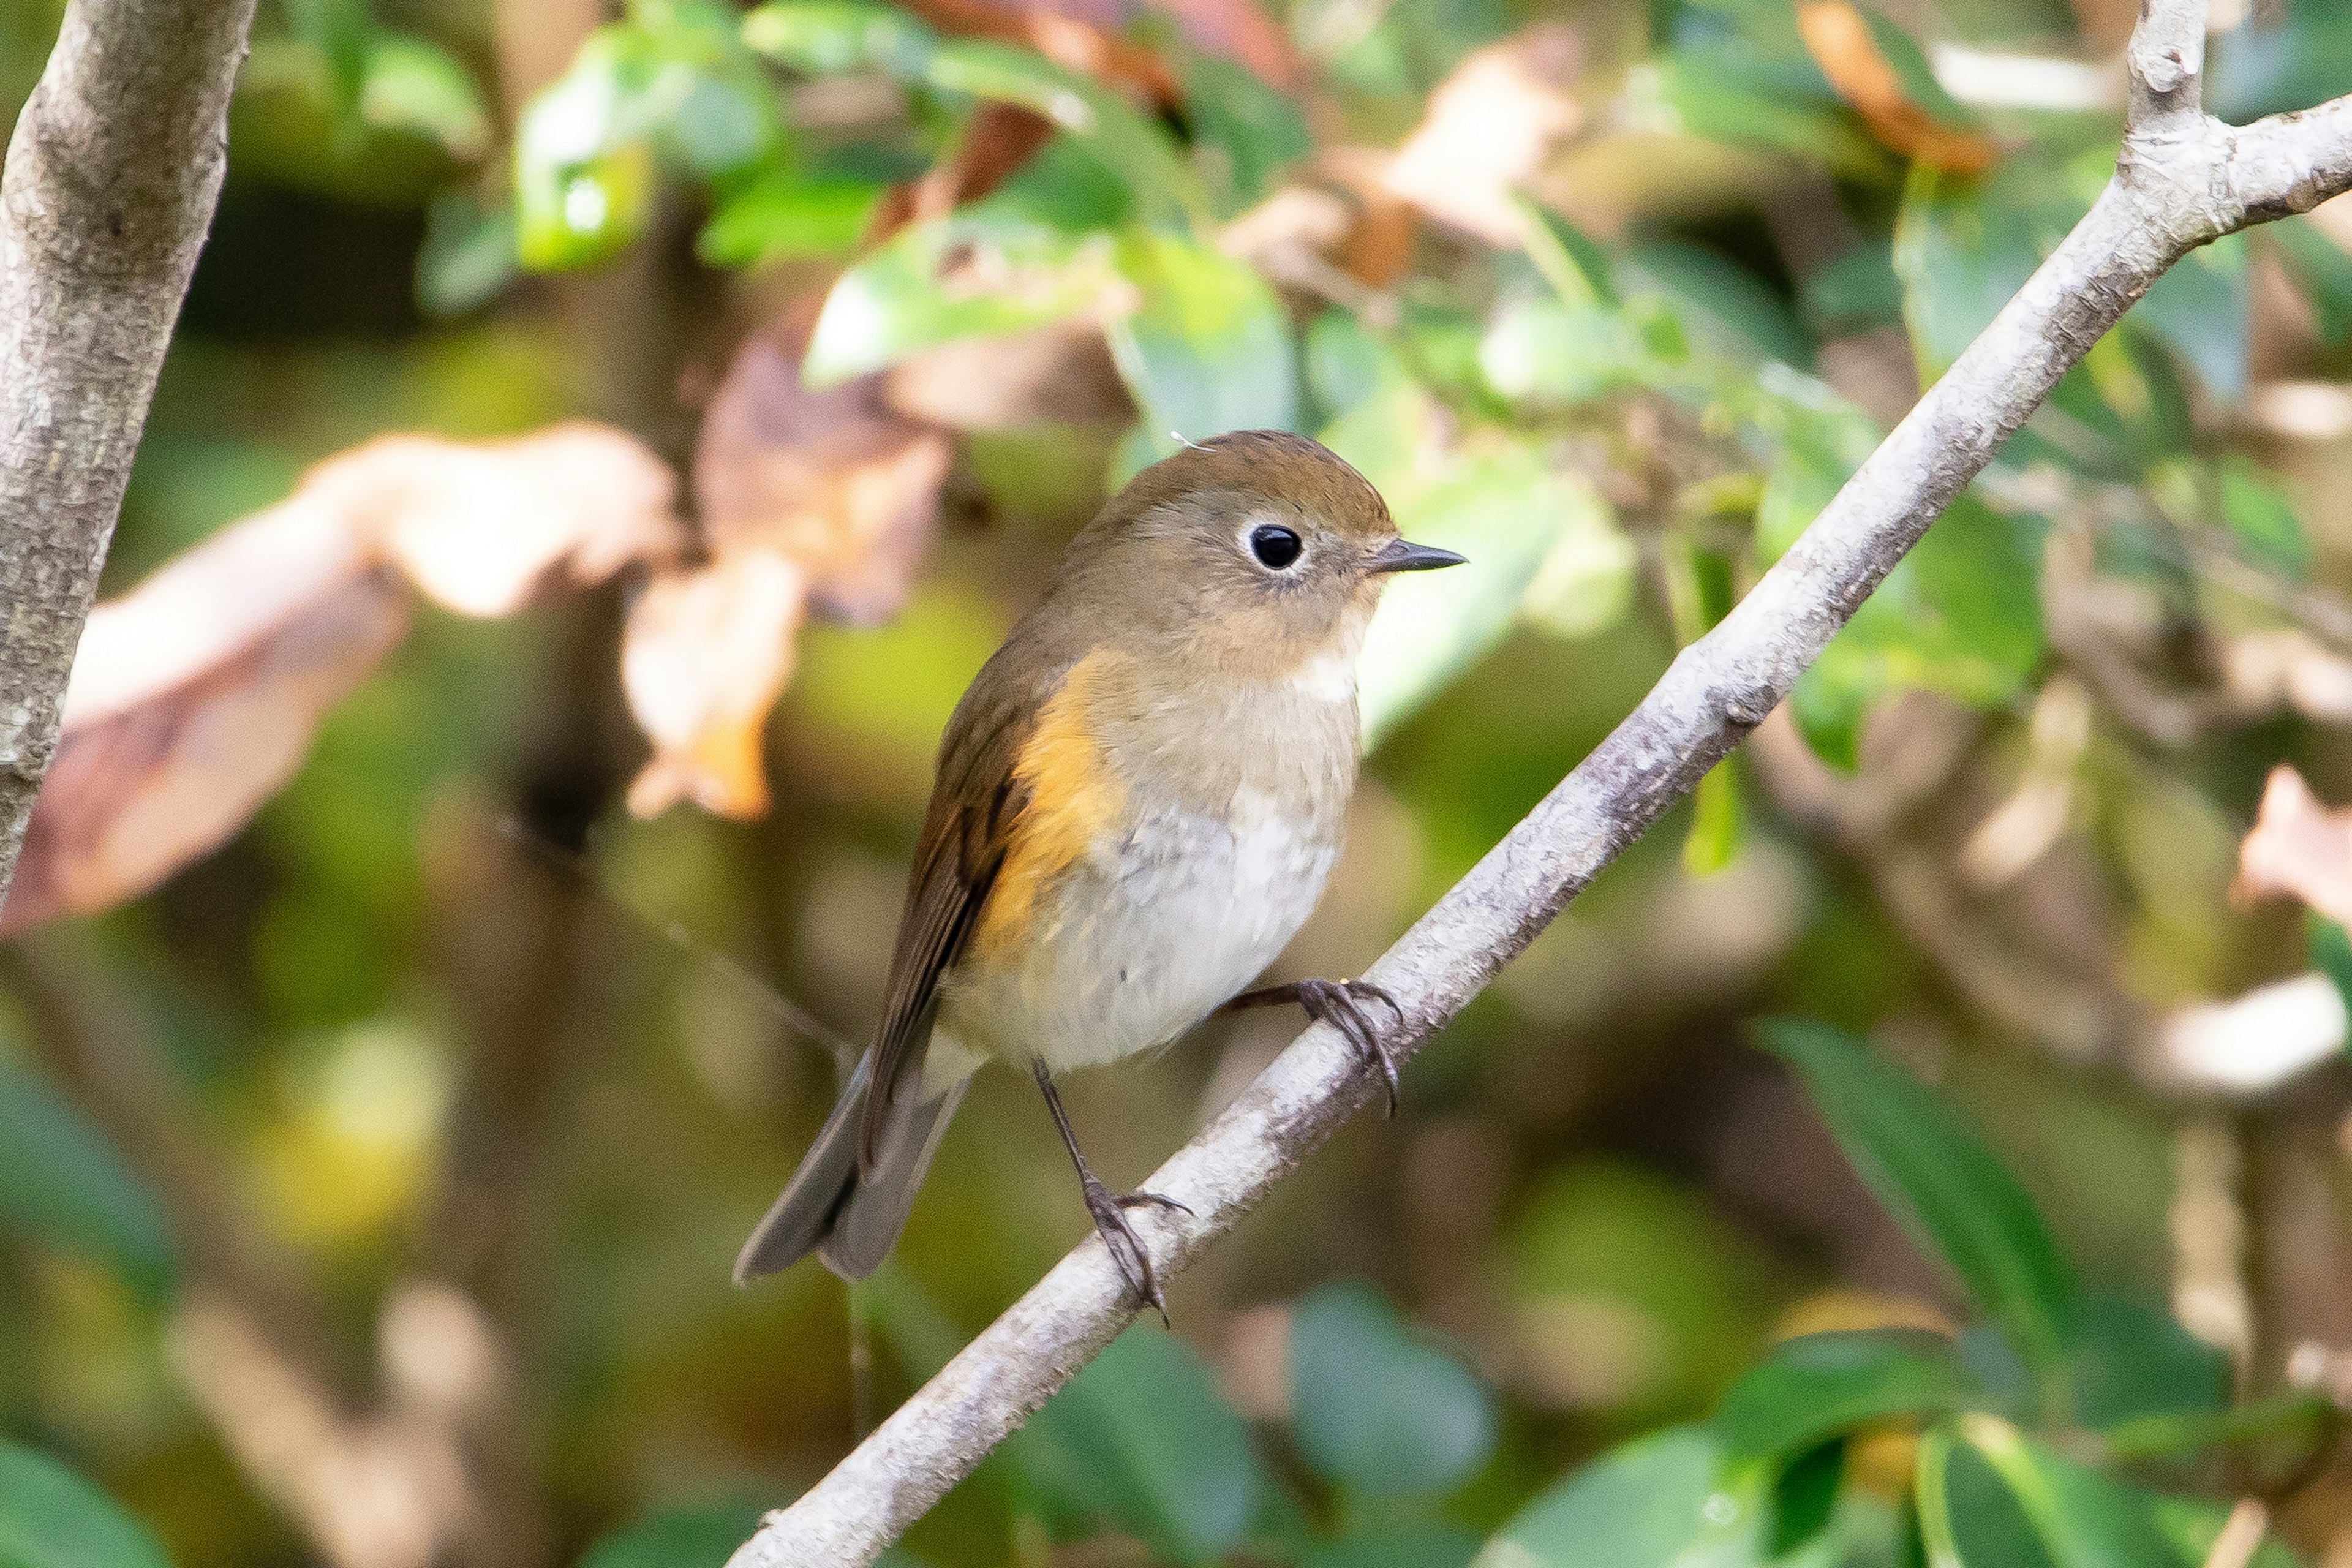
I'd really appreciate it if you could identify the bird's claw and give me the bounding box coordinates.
[1082,1177,1185,1325]
[1270,978,1406,1116]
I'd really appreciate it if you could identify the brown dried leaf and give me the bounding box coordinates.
[694,326,954,625]
[1224,160,1419,295]
[870,102,1058,243]
[1,500,411,937]
[2233,764,2352,927]
[2,420,687,936]
[337,423,684,616]
[883,320,1131,431]
[1382,26,1585,247]
[622,552,809,820]
[1795,2,1997,173]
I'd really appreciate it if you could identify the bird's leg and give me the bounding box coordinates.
[1033,1061,1190,1325]
[1223,978,1407,1115]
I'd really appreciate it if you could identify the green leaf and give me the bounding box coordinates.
[1785,488,2043,771]
[514,7,785,270]
[1477,295,1652,409]
[1634,55,1892,184]
[2099,1391,2336,1472]
[1005,1325,1268,1564]
[920,40,1205,224]
[1180,51,1311,214]
[1472,1425,1811,1568]
[513,26,665,270]
[1106,230,1298,466]
[1303,1521,1483,1568]
[0,1053,175,1300]
[2217,457,2312,580]
[698,170,883,265]
[1759,1020,2079,1397]
[1352,445,1615,749]
[2269,217,2352,347]
[1894,159,2068,380]
[803,200,1116,383]
[1290,1282,1497,1499]
[416,188,518,316]
[2133,234,2248,403]
[741,0,938,77]
[0,1439,172,1568]
[576,1501,768,1568]
[1626,240,1813,370]
[1956,1415,2301,1568]
[2311,914,2352,1030]
[1715,1329,1962,1466]
[1915,1423,2053,1568]
[2062,1295,2228,1431]
[1517,198,1619,309]
[358,32,492,160]
[1803,243,1904,331]
[1681,763,1744,878]
[285,0,372,129]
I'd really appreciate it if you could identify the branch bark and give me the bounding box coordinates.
[733,4,2352,1561]
[0,0,258,911]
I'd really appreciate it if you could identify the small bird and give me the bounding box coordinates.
[734,429,1464,1313]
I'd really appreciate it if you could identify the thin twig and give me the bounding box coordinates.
[730,5,2352,1559]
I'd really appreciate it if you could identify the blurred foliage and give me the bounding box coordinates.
[11,0,2352,1564]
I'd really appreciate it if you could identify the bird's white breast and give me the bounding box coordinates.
[936,782,1342,1077]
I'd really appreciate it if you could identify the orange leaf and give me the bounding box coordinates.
[2233,765,2352,929]
[622,552,809,820]
[1795,2,1997,173]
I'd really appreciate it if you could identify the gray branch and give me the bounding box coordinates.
[732,6,2352,1561]
[0,0,259,911]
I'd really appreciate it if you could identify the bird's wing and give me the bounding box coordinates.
[856,658,1047,1168]
[858,644,1128,1167]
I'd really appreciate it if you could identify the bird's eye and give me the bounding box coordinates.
[1248,523,1303,570]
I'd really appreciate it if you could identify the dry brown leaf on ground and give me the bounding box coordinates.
[2233,764,2352,927]
[622,552,810,820]
[332,424,684,617]
[1795,2,1997,173]
[0,502,411,936]
[694,326,954,625]
[1382,26,1584,247]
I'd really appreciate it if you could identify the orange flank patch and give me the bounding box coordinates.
[973,654,1126,959]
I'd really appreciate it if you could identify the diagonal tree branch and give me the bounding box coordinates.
[733,6,2352,1561]
[0,0,258,913]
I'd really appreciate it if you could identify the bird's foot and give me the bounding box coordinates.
[1226,978,1407,1115]
[1081,1177,1190,1325]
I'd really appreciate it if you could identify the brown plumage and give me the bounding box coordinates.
[735,431,1462,1300]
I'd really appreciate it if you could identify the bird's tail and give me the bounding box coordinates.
[733,1050,969,1284]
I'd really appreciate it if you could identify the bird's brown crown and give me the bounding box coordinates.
[1107,430,1394,543]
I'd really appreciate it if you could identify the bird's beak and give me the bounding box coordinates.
[1368,537,1468,574]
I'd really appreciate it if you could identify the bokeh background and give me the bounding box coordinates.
[9,0,2352,1563]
